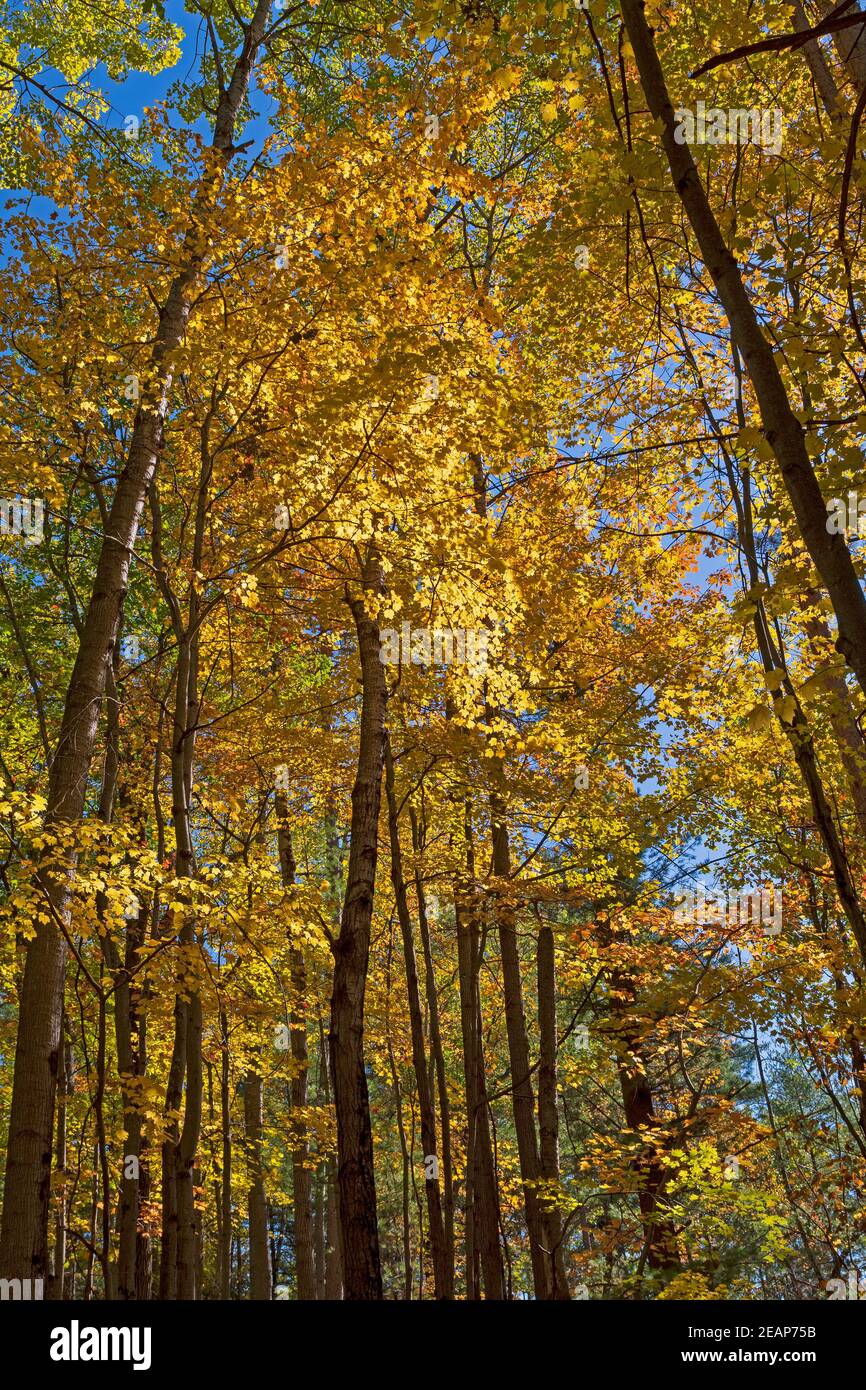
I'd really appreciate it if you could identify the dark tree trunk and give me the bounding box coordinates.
[536,923,571,1299]
[409,805,456,1295]
[47,1027,72,1300]
[158,995,186,1300]
[384,737,450,1298]
[454,802,505,1300]
[328,552,387,1299]
[275,803,316,1299]
[218,1008,232,1301]
[490,795,550,1299]
[113,899,148,1300]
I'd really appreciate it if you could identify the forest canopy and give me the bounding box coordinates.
[1,0,866,1306]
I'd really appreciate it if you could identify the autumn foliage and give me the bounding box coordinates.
[1,0,866,1302]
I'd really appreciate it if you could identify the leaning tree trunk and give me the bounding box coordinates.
[328,552,387,1300]
[0,0,274,1283]
[618,0,866,699]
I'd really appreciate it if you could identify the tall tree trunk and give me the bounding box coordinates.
[454,802,505,1300]
[536,923,571,1299]
[218,1008,232,1301]
[135,1133,152,1302]
[317,1013,343,1300]
[159,995,186,1300]
[244,1069,272,1300]
[328,551,387,1299]
[718,433,866,963]
[490,795,550,1299]
[801,591,866,845]
[175,985,202,1300]
[312,1025,327,1299]
[384,737,450,1298]
[324,1161,343,1299]
[275,802,316,1299]
[167,626,202,1301]
[48,1024,71,1300]
[409,804,456,1296]
[113,899,148,1300]
[312,1165,326,1299]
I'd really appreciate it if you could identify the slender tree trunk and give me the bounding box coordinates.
[312,1165,326,1299]
[721,442,866,963]
[219,1008,232,1301]
[411,847,456,1295]
[159,995,186,1299]
[328,552,387,1299]
[454,802,504,1300]
[84,1157,98,1300]
[678,320,866,964]
[384,737,450,1298]
[48,1026,71,1300]
[317,1013,343,1300]
[324,1161,343,1299]
[112,891,148,1300]
[167,628,202,1301]
[135,1130,152,1302]
[275,804,316,1299]
[313,1028,327,1298]
[490,795,550,1299]
[175,986,202,1300]
[244,1069,272,1300]
[384,998,414,1300]
[536,923,571,1299]
[802,592,866,845]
